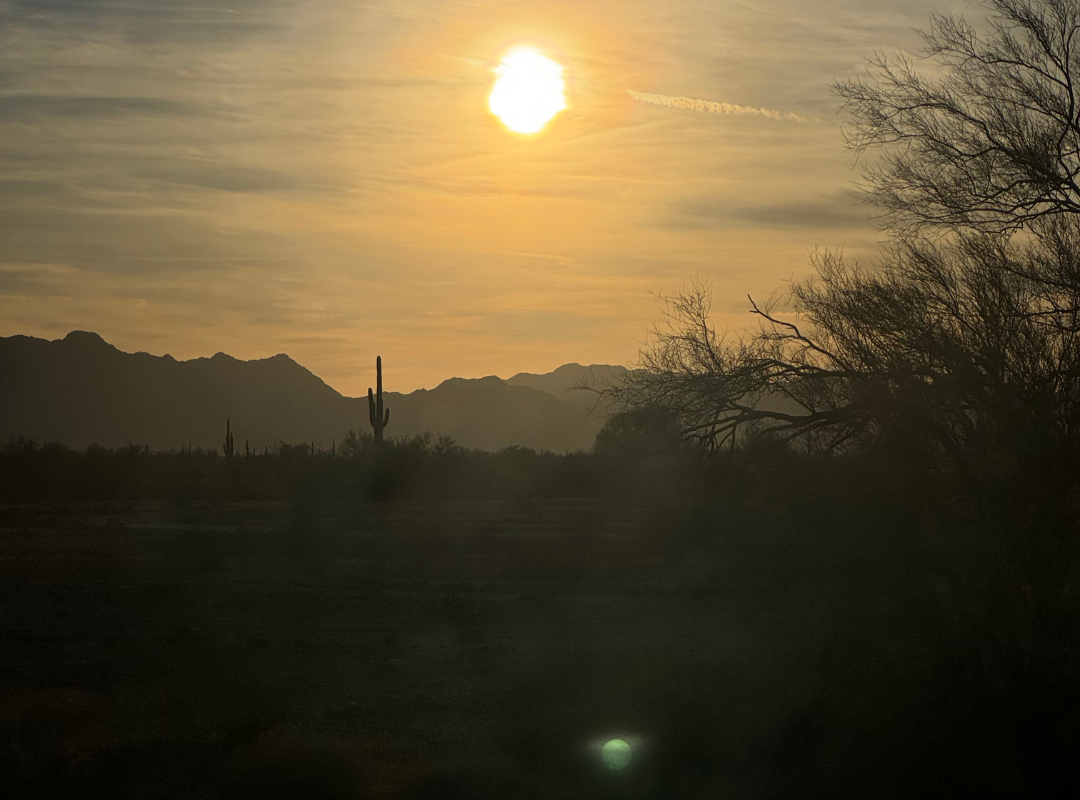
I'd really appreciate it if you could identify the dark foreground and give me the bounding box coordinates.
[0,499,1076,799]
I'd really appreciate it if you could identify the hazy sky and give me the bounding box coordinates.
[0,0,969,393]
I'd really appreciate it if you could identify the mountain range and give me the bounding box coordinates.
[0,332,631,453]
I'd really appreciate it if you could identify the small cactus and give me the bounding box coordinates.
[223,419,234,460]
[368,356,390,443]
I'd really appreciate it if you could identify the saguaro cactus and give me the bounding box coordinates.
[223,419,234,460]
[368,356,390,443]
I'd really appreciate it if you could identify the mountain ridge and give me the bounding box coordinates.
[0,332,620,453]
[505,362,633,401]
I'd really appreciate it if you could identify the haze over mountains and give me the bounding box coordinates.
[0,332,629,453]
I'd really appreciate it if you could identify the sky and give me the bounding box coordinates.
[0,0,971,393]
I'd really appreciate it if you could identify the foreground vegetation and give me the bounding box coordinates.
[0,420,697,508]
[2,431,1078,797]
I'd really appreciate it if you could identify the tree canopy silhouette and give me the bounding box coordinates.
[609,0,1080,490]
[603,2,1080,681]
[838,0,1080,238]
[610,220,1080,491]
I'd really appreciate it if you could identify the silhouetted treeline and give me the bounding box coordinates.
[0,398,714,507]
[0,429,682,506]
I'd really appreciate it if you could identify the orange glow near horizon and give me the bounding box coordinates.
[0,2,878,395]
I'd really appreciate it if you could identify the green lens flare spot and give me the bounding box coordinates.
[602,739,632,770]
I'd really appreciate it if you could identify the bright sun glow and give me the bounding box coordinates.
[488,48,566,134]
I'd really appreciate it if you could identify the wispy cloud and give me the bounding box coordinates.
[0,94,195,121]
[666,190,870,231]
[627,90,819,123]
[436,53,494,70]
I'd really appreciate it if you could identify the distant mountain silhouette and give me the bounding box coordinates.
[505,363,633,402]
[0,332,612,453]
[385,376,607,453]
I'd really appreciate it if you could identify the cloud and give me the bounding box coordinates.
[732,197,871,229]
[136,165,299,194]
[0,0,292,43]
[0,204,300,275]
[0,179,68,200]
[436,53,495,70]
[627,90,820,123]
[669,191,872,231]
[0,94,194,121]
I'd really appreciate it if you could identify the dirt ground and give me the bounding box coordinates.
[0,499,824,799]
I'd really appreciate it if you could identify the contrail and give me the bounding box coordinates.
[627,90,818,123]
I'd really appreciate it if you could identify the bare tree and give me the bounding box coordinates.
[838,0,1080,238]
[607,224,1080,691]
[608,218,1080,491]
[600,0,1080,716]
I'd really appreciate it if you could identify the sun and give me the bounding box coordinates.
[488,48,567,134]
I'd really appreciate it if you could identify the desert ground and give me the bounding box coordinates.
[2,498,841,799]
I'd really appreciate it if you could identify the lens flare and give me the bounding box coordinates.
[601,739,632,770]
[488,48,566,134]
